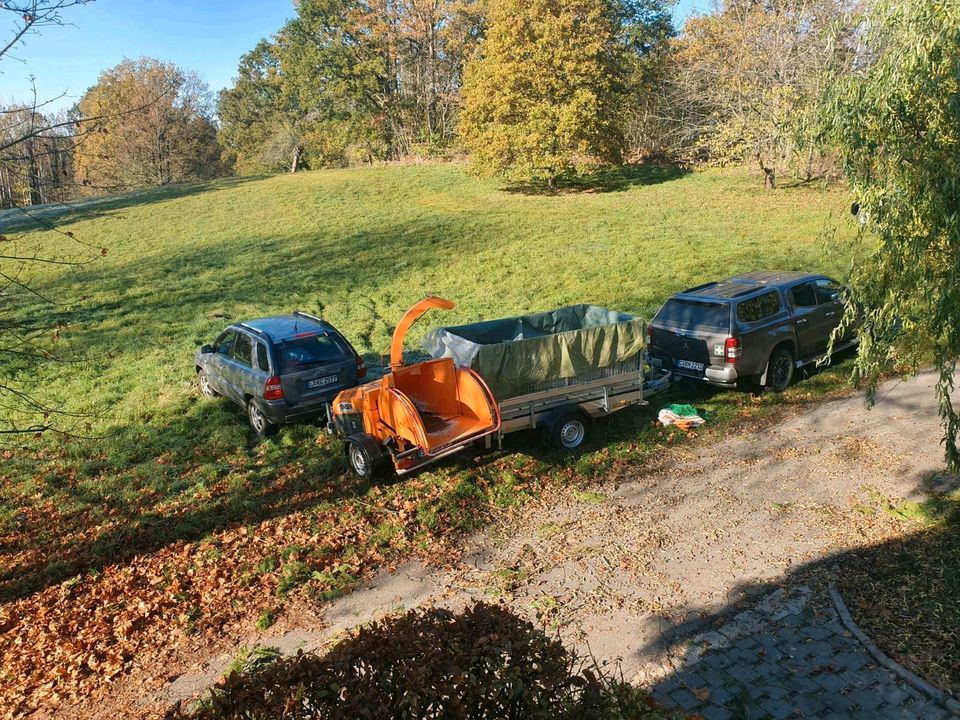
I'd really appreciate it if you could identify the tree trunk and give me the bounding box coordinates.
[757,153,776,190]
[290,145,302,174]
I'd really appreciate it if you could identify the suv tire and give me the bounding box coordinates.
[765,346,795,393]
[248,400,278,437]
[198,369,218,397]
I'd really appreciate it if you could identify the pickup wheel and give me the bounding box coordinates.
[197,368,218,397]
[765,346,795,393]
[248,400,278,437]
[547,411,590,451]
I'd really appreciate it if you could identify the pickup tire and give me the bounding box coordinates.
[765,346,795,392]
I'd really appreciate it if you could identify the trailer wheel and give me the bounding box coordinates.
[346,434,383,479]
[547,411,590,451]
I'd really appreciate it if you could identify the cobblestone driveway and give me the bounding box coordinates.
[644,586,958,720]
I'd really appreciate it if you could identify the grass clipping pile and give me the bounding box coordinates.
[167,602,669,720]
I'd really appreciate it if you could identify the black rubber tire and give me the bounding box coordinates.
[248,400,278,437]
[197,368,218,397]
[346,437,378,479]
[547,412,590,451]
[765,346,795,393]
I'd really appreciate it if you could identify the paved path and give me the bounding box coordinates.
[643,586,957,720]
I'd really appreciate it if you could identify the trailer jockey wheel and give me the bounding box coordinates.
[548,411,590,451]
[346,434,382,479]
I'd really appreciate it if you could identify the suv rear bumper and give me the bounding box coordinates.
[260,396,334,424]
[649,356,738,387]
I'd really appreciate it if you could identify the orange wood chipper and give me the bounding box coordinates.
[328,297,501,477]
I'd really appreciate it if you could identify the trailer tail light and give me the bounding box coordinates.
[263,376,284,400]
[356,355,367,379]
[724,337,742,363]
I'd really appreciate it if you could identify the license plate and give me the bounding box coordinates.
[307,375,338,389]
[676,359,704,372]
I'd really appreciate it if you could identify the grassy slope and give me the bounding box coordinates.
[1,163,859,588]
[1,163,887,714]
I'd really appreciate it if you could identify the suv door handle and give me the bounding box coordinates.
[825,311,836,317]
[796,318,808,325]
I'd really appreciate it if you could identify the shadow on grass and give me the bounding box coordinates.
[0,175,264,233]
[504,164,691,196]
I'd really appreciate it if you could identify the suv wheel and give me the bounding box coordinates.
[765,346,795,392]
[248,400,278,437]
[198,369,218,397]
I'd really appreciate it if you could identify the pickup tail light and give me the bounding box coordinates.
[356,355,367,379]
[724,337,742,363]
[263,376,284,400]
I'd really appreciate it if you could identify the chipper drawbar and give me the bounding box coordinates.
[328,297,501,478]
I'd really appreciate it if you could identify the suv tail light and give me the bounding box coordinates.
[647,325,653,342]
[356,355,366,379]
[263,376,284,400]
[724,337,742,363]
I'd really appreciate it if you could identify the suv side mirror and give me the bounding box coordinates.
[200,343,213,354]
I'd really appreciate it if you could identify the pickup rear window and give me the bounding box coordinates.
[656,299,730,330]
[277,332,351,373]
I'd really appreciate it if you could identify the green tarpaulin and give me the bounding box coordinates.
[421,304,647,400]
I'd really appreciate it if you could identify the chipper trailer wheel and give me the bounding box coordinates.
[346,433,384,480]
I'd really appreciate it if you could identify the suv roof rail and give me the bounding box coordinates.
[683,281,719,293]
[237,322,267,336]
[293,310,327,325]
[731,286,762,298]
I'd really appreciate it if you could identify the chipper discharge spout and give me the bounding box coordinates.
[331,296,500,477]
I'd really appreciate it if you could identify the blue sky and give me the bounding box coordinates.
[1,0,711,112]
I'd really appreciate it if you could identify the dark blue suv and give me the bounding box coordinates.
[195,312,365,436]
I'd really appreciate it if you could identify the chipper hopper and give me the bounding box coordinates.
[329,297,501,477]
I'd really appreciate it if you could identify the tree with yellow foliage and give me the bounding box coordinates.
[458,0,626,186]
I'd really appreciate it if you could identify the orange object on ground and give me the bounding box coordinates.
[331,297,501,477]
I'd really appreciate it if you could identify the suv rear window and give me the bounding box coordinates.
[276,332,351,373]
[737,291,781,323]
[656,299,730,330]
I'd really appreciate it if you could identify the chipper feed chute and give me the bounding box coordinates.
[330,297,500,477]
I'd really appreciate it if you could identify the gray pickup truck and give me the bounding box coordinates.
[647,271,858,392]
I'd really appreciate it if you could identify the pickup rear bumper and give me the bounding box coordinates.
[649,355,738,387]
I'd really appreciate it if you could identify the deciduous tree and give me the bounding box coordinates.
[650,0,859,187]
[73,57,226,192]
[458,0,626,185]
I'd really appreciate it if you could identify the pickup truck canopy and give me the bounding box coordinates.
[421,304,647,400]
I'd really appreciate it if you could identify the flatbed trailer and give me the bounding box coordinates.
[489,364,672,450]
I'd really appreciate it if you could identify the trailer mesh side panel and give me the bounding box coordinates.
[507,356,642,397]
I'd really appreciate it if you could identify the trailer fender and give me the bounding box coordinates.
[345,433,386,479]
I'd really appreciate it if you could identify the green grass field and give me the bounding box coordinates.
[0,162,859,598]
[2,161,881,713]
